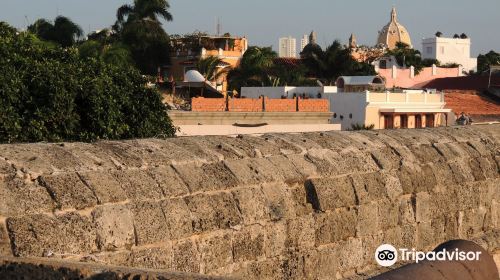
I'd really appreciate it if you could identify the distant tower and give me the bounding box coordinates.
[279,36,297,58]
[349,33,357,48]
[377,7,413,49]
[309,31,317,45]
[300,34,309,51]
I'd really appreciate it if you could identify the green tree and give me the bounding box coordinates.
[228,46,277,90]
[477,50,500,73]
[114,0,173,75]
[386,42,424,74]
[0,22,175,143]
[28,16,83,47]
[196,56,228,82]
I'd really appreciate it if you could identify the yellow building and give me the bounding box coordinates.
[162,34,248,93]
[377,7,413,49]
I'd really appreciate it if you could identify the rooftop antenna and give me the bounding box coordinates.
[216,17,221,36]
[24,15,30,29]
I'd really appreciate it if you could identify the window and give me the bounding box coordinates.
[333,113,337,118]
[426,47,432,54]
[440,46,445,54]
[349,113,353,119]
[400,115,408,128]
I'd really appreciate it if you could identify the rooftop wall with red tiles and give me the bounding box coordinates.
[445,91,500,115]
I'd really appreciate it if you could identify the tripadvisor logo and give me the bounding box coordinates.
[375,244,398,267]
[375,244,482,267]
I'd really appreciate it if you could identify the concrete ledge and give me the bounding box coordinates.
[168,111,333,125]
[176,124,341,136]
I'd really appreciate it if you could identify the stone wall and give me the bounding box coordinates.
[0,125,499,279]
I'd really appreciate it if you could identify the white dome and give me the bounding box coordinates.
[184,70,205,82]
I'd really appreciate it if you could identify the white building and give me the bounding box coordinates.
[300,34,309,51]
[421,36,477,73]
[279,36,297,58]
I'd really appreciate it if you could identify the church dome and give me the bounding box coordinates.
[377,7,412,49]
[300,31,322,58]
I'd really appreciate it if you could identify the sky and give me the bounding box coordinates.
[1,0,499,56]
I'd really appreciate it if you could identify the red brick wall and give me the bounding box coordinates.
[264,97,297,112]
[191,97,330,112]
[298,98,330,112]
[191,97,226,112]
[229,98,263,112]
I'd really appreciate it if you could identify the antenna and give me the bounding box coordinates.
[24,15,30,29]
[216,17,221,36]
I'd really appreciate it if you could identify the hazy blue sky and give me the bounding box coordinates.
[2,0,499,56]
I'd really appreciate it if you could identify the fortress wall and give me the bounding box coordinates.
[0,125,499,279]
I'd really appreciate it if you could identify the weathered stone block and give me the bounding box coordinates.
[285,154,317,177]
[416,221,435,250]
[160,198,192,239]
[286,215,315,249]
[232,186,267,224]
[7,212,96,257]
[305,177,356,211]
[415,192,431,223]
[336,238,363,272]
[0,222,11,256]
[448,160,475,185]
[351,173,387,204]
[267,156,305,185]
[370,148,401,170]
[199,232,233,274]
[223,158,271,185]
[112,169,163,200]
[39,173,97,210]
[130,201,168,245]
[0,179,55,217]
[78,171,127,204]
[171,239,200,273]
[232,225,265,263]
[185,192,242,233]
[432,142,464,161]
[377,198,399,230]
[397,165,436,194]
[147,166,189,197]
[305,246,338,280]
[173,162,239,193]
[398,195,415,225]
[408,144,444,164]
[361,233,384,267]
[92,204,135,251]
[261,182,297,221]
[357,202,379,237]
[315,208,357,246]
[458,207,487,239]
[130,245,172,270]
[264,221,287,258]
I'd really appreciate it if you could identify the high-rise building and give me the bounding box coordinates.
[279,36,297,58]
[300,34,309,51]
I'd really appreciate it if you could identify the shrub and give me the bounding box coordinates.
[0,22,175,143]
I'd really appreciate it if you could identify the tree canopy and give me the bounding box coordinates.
[0,22,175,143]
[477,50,500,73]
[114,0,173,75]
[28,16,83,47]
[386,42,424,74]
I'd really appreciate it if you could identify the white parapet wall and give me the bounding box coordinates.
[176,124,341,136]
[241,86,337,99]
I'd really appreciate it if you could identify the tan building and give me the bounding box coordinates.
[162,34,248,93]
[325,90,452,130]
[377,7,413,49]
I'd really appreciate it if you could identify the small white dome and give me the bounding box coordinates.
[184,70,205,82]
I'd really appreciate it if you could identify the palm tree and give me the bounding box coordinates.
[115,0,173,31]
[113,0,173,75]
[28,16,82,47]
[228,46,277,90]
[196,56,228,82]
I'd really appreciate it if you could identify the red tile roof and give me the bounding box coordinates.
[423,75,500,91]
[445,92,500,117]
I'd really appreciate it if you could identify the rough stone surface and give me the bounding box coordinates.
[0,125,499,279]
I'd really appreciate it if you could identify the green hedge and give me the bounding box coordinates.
[0,22,175,143]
